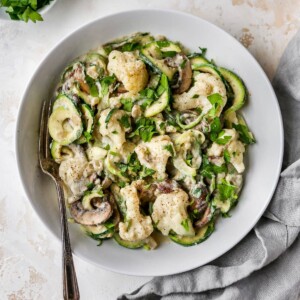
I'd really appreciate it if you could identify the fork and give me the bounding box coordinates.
[39,99,80,300]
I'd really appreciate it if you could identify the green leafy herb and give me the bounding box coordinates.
[109,151,118,156]
[163,144,175,157]
[83,131,93,142]
[207,93,223,117]
[118,115,131,128]
[140,98,154,110]
[217,180,237,201]
[118,181,126,188]
[0,0,52,22]
[85,75,99,97]
[181,219,190,231]
[120,98,134,112]
[121,42,140,52]
[192,94,199,99]
[200,155,227,178]
[224,149,231,163]
[100,75,116,96]
[215,131,231,145]
[233,123,256,145]
[210,117,222,133]
[105,108,117,125]
[185,152,193,167]
[156,40,171,48]
[139,88,156,100]
[129,117,157,142]
[192,187,202,198]
[199,47,207,56]
[140,167,156,178]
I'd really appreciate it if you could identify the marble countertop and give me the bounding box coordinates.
[1,0,300,299]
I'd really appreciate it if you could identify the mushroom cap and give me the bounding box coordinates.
[70,200,113,226]
[173,58,192,94]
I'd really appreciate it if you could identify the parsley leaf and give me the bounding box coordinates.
[215,131,232,145]
[1,0,49,22]
[224,149,231,163]
[139,88,156,100]
[100,75,116,96]
[200,155,227,178]
[156,40,171,48]
[192,187,202,198]
[140,167,156,178]
[181,219,190,231]
[118,115,131,129]
[85,75,99,97]
[120,98,134,112]
[129,117,157,142]
[233,123,256,145]
[121,42,140,52]
[163,144,175,157]
[217,180,237,201]
[207,93,223,117]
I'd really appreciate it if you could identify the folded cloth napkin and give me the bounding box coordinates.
[119,30,300,300]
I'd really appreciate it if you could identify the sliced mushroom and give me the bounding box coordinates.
[70,201,112,226]
[173,58,192,94]
[165,54,192,94]
[109,194,120,225]
[194,206,211,229]
[155,179,179,195]
[190,184,209,213]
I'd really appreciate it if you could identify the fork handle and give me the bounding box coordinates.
[56,181,80,300]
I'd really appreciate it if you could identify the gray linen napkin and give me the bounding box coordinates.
[119,30,300,300]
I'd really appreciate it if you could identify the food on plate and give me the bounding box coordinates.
[47,32,255,249]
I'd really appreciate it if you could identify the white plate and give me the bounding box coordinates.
[15,9,283,276]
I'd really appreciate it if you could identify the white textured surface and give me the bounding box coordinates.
[1,0,300,299]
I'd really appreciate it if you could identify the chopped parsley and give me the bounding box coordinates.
[120,98,134,112]
[118,115,131,129]
[233,123,256,145]
[164,144,175,157]
[200,155,227,178]
[217,180,237,201]
[215,131,232,145]
[140,167,156,179]
[181,219,190,231]
[129,117,157,142]
[85,75,99,97]
[207,93,223,117]
[224,149,231,163]
[100,75,116,96]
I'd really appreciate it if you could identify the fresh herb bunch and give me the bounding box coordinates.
[0,0,53,22]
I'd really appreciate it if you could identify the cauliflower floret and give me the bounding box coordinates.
[59,145,103,202]
[99,108,128,149]
[207,128,245,173]
[118,183,153,241]
[151,188,195,236]
[227,139,245,173]
[135,135,174,180]
[173,73,227,114]
[107,50,148,93]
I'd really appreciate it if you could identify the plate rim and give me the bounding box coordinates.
[15,8,284,277]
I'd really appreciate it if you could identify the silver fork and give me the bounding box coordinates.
[39,98,80,300]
